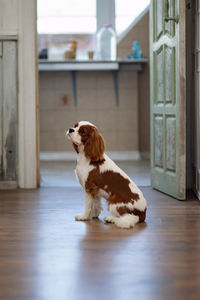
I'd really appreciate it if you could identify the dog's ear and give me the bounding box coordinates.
[84,128,105,162]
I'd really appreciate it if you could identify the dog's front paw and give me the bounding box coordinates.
[75,214,90,221]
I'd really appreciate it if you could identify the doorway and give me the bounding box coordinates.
[37,0,151,188]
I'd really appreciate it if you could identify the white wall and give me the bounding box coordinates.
[0,0,38,188]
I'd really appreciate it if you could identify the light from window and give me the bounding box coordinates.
[37,0,96,34]
[115,0,150,34]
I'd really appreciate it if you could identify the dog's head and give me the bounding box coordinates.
[67,121,105,162]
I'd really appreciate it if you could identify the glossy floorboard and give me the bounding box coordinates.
[0,187,200,300]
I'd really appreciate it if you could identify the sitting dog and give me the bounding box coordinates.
[67,121,147,229]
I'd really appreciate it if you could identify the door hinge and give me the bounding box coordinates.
[0,42,2,57]
[164,16,179,23]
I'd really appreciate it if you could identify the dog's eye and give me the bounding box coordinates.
[79,128,85,134]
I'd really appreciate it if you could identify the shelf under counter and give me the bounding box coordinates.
[38,58,148,106]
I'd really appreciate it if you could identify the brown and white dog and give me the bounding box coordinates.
[67,121,147,229]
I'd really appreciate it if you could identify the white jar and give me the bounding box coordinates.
[96,24,117,60]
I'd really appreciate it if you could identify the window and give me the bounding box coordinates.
[37,0,96,34]
[115,0,150,34]
[38,0,150,35]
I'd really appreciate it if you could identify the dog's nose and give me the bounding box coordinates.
[69,128,74,133]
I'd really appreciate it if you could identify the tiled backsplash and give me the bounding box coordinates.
[39,71,139,151]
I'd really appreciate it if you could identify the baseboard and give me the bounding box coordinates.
[107,151,141,160]
[40,151,77,161]
[193,187,200,200]
[192,167,200,200]
[140,152,150,160]
[0,181,18,189]
[40,151,143,161]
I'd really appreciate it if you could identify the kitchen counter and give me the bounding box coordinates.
[38,58,148,71]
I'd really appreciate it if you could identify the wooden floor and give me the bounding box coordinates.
[0,187,200,300]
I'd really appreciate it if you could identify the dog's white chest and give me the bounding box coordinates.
[75,155,95,187]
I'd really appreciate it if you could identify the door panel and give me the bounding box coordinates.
[0,40,17,188]
[165,46,175,104]
[150,0,186,199]
[156,0,164,39]
[165,0,176,37]
[155,48,164,103]
[166,116,176,171]
[154,115,164,168]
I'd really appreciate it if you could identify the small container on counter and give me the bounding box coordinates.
[132,41,142,59]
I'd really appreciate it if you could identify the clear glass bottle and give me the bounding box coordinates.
[96,24,117,60]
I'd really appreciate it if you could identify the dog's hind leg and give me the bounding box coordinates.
[104,214,139,228]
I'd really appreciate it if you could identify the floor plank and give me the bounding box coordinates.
[0,187,200,300]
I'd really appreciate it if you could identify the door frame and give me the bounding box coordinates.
[18,0,39,188]
[17,0,194,191]
[194,0,200,199]
[0,0,38,188]
[17,0,39,188]
[21,0,191,191]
